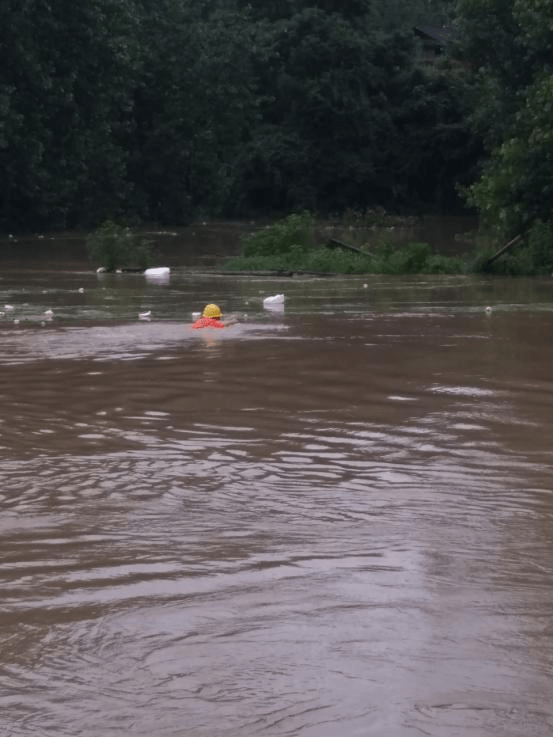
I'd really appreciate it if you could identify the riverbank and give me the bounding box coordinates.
[0,215,479,271]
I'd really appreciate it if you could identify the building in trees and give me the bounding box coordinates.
[414,25,453,67]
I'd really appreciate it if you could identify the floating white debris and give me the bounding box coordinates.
[363,283,368,289]
[138,310,151,320]
[14,319,19,325]
[4,304,14,310]
[96,266,107,273]
[44,309,54,318]
[144,267,170,284]
[485,306,492,314]
[192,312,201,319]
[263,294,285,312]
[78,287,84,293]
[144,266,170,277]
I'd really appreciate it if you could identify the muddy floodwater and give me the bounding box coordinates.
[1,266,553,737]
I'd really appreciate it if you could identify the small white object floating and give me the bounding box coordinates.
[192,312,201,319]
[144,266,170,276]
[4,304,14,311]
[138,310,151,320]
[144,267,170,277]
[485,306,493,314]
[44,309,54,318]
[78,287,84,293]
[263,294,285,309]
[96,266,107,273]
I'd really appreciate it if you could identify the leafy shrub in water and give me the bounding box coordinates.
[377,242,432,274]
[369,241,463,274]
[224,214,466,274]
[221,253,293,272]
[425,253,465,274]
[469,221,553,275]
[87,220,155,272]
[304,247,372,274]
[527,221,553,274]
[468,248,496,274]
[242,212,314,257]
[224,239,463,274]
[223,245,372,273]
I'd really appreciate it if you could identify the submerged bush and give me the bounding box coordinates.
[242,212,315,257]
[223,237,463,275]
[425,253,465,274]
[87,220,155,271]
[526,221,553,274]
[303,247,372,274]
[372,242,428,274]
[469,222,553,276]
[368,242,463,274]
[223,213,467,274]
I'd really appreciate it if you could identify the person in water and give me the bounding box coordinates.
[192,303,226,329]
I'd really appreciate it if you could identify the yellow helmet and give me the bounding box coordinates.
[202,303,222,318]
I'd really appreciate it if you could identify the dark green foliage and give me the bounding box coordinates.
[86,220,154,271]
[224,213,464,273]
[232,5,475,216]
[373,242,431,273]
[1,0,477,232]
[469,221,553,276]
[242,212,314,257]
[456,0,553,256]
[224,241,464,274]
[527,221,553,274]
[223,248,373,274]
[128,0,262,224]
[369,241,463,274]
[0,0,140,229]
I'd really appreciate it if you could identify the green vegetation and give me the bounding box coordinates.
[224,240,464,275]
[86,220,154,272]
[242,212,315,257]
[223,212,553,276]
[468,221,553,276]
[223,213,464,274]
[1,0,472,232]
[456,0,553,243]
[3,0,553,275]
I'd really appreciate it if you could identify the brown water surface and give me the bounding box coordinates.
[1,268,553,736]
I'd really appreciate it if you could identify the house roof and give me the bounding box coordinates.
[414,26,454,46]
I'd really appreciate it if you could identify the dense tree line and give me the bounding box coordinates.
[1,0,482,231]
[455,0,553,245]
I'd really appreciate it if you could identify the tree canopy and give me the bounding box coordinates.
[0,0,477,231]
[456,0,553,239]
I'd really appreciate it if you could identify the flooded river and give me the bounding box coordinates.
[1,267,553,736]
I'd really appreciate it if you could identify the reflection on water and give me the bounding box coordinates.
[1,269,553,736]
